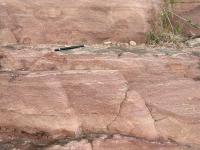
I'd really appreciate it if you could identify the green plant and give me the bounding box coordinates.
[146,0,200,45]
[146,32,160,45]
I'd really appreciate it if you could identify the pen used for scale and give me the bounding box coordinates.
[55,45,85,51]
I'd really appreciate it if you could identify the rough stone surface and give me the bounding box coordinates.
[0,1,200,44]
[0,45,200,149]
[107,90,159,140]
[0,0,162,44]
[46,140,92,150]
[92,135,192,150]
[46,135,192,150]
[186,38,200,47]
[0,70,128,137]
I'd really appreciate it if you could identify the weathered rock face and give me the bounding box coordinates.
[0,0,200,44]
[46,135,190,150]
[0,70,127,137]
[0,45,200,149]
[0,2,200,149]
[0,0,162,44]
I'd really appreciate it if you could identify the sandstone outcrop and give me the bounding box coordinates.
[0,45,200,149]
[0,0,162,44]
[46,135,191,150]
[0,0,200,44]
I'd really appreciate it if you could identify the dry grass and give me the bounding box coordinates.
[146,0,200,46]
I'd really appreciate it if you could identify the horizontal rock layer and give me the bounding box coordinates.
[0,0,162,44]
[0,0,200,44]
[0,46,200,149]
[45,134,191,150]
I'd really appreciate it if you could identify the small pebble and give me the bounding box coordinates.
[129,41,137,46]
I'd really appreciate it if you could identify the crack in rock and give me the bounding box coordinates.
[155,117,168,122]
[30,133,193,149]
[145,103,157,122]
[106,87,129,130]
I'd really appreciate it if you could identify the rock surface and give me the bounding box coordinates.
[0,0,162,44]
[0,1,200,44]
[46,135,191,150]
[186,38,200,47]
[0,45,200,149]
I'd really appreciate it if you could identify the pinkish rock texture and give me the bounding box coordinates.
[0,70,128,136]
[0,45,200,149]
[0,0,162,44]
[46,135,190,150]
[92,135,190,150]
[0,1,200,44]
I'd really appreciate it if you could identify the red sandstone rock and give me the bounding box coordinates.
[0,46,200,149]
[0,1,199,44]
[135,79,200,147]
[107,90,159,140]
[0,0,162,44]
[46,135,191,150]
[92,136,190,150]
[0,70,128,138]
